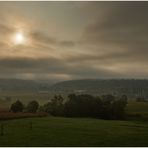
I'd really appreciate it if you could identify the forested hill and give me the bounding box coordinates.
[1,78,148,99]
[50,79,148,99]
[0,79,52,92]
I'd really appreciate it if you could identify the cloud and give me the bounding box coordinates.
[80,1,148,66]
[0,56,123,80]
[0,57,64,73]
[59,40,75,47]
[1,2,148,81]
[30,31,57,45]
[30,31,75,48]
[82,2,148,48]
[0,23,14,34]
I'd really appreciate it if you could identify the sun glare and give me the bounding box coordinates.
[13,31,26,45]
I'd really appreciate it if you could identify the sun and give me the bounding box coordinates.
[13,31,26,45]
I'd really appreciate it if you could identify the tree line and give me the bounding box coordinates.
[10,94,128,120]
[10,100,39,113]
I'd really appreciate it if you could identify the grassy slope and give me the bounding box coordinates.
[1,95,148,146]
[126,101,148,113]
[0,117,148,146]
[126,101,148,120]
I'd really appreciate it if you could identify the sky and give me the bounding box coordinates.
[0,1,148,82]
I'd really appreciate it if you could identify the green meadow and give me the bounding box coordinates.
[0,117,148,147]
[0,92,148,147]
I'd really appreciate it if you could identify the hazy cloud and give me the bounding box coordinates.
[0,1,148,81]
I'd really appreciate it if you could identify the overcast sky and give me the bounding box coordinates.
[0,1,148,81]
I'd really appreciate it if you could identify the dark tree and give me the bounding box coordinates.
[10,100,24,113]
[101,94,116,119]
[101,94,115,104]
[26,100,39,113]
[65,94,103,117]
[43,95,64,116]
[65,93,128,119]
[111,96,128,119]
[120,95,128,104]
[42,93,128,120]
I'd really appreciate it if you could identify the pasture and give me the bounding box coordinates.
[126,101,148,113]
[126,101,148,121]
[0,91,54,109]
[0,117,148,146]
[0,92,148,146]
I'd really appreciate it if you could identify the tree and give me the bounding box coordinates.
[10,100,24,113]
[26,100,39,113]
[101,94,116,119]
[42,93,128,120]
[65,94,103,117]
[101,94,115,104]
[111,96,128,119]
[120,95,128,104]
[43,95,64,116]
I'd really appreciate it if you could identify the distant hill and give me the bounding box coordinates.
[0,79,52,92]
[50,79,148,99]
[1,78,148,99]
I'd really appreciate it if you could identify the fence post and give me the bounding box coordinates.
[30,121,33,130]
[1,123,4,136]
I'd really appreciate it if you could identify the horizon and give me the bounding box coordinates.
[1,77,148,83]
[0,1,148,81]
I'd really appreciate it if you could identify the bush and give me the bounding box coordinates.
[26,100,39,113]
[43,95,64,116]
[10,100,24,113]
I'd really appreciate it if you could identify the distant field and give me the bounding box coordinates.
[126,101,148,121]
[1,92,148,114]
[126,101,148,113]
[0,95,148,146]
[0,91,55,109]
[0,117,148,146]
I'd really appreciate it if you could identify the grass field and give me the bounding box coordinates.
[0,117,148,146]
[126,101,148,121]
[1,93,148,147]
[0,91,54,109]
[126,101,148,113]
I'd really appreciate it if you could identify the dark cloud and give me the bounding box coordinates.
[0,56,122,80]
[30,31,75,48]
[0,57,64,73]
[0,41,9,48]
[80,1,148,65]
[83,2,148,47]
[59,40,75,47]
[0,23,14,34]
[30,31,57,45]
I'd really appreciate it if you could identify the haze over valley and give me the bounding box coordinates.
[1,2,148,147]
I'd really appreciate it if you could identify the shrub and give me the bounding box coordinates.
[26,100,39,113]
[43,95,64,116]
[10,100,24,113]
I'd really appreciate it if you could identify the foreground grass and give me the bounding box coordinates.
[0,112,48,120]
[0,116,148,146]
